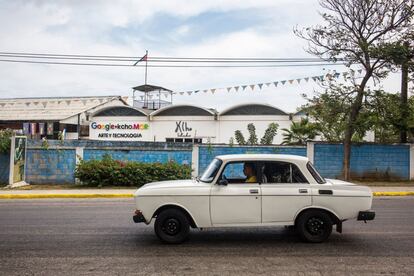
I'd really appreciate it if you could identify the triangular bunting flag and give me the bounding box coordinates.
[227,87,232,92]
[25,102,30,107]
[281,80,287,85]
[179,92,184,95]
[258,83,263,89]
[242,85,247,91]
[250,84,255,91]
[203,90,208,93]
[288,80,294,84]
[357,69,363,74]
[187,91,192,95]
[296,79,301,84]
[140,96,144,100]
[304,77,309,82]
[211,89,216,94]
[265,83,271,87]
[42,102,48,108]
[273,81,278,87]
[234,86,240,92]
[312,77,318,82]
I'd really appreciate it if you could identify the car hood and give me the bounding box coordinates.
[134,179,211,197]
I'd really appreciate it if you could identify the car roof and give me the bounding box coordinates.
[215,154,309,163]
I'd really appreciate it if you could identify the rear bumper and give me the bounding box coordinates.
[357,210,375,221]
[132,210,146,223]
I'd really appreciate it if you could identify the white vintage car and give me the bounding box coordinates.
[133,154,375,243]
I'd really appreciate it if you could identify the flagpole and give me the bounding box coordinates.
[145,50,148,85]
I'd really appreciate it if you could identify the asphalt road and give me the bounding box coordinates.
[0,197,413,276]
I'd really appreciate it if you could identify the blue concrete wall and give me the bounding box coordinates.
[25,139,193,184]
[198,145,307,175]
[84,150,191,165]
[0,153,10,184]
[314,143,410,180]
[26,149,77,184]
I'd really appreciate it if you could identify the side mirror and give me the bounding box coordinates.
[217,179,228,186]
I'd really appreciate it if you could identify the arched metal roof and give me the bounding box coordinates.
[220,103,288,116]
[93,106,148,117]
[150,104,216,116]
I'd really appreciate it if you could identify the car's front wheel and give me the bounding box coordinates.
[296,210,333,243]
[154,209,190,244]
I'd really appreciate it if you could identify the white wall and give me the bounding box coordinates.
[151,116,217,142]
[218,115,292,144]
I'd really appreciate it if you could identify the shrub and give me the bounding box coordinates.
[74,154,192,187]
[0,129,14,154]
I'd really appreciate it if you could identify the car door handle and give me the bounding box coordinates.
[319,189,333,195]
[299,189,308,194]
[249,189,259,194]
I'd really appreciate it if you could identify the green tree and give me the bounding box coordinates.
[281,118,319,145]
[0,129,14,154]
[295,0,414,180]
[247,123,258,145]
[260,123,279,145]
[234,130,246,145]
[371,38,414,142]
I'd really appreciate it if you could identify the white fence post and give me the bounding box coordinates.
[75,147,84,184]
[410,144,414,180]
[307,141,315,164]
[191,144,199,178]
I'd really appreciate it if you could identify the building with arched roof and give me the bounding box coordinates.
[218,103,291,144]
[87,102,300,144]
[150,105,217,143]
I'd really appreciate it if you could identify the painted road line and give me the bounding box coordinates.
[372,191,414,196]
[0,194,134,199]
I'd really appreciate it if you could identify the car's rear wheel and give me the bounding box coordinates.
[154,209,190,244]
[296,210,333,243]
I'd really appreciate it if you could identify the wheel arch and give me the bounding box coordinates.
[294,207,341,225]
[153,204,198,228]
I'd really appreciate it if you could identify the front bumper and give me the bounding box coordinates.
[357,210,375,221]
[132,210,146,223]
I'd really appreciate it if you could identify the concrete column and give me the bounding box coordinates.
[75,147,84,184]
[307,141,315,164]
[410,144,414,180]
[191,144,199,178]
[75,147,84,165]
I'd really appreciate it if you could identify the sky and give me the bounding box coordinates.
[0,0,405,113]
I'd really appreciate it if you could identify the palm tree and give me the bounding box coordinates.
[282,118,319,145]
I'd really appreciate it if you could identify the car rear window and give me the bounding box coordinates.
[306,162,326,184]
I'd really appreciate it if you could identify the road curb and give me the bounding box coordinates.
[372,191,414,196]
[0,194,134,199]
[0,191,413,199]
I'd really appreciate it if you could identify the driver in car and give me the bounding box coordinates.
[243,162,257,183]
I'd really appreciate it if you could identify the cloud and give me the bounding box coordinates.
[0,0,403,113]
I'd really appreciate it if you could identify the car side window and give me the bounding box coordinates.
[220,161,259,184]
[262,161,308,184]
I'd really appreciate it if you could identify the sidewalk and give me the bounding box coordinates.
[0,186,413,199]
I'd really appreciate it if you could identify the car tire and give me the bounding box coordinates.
[296,210,333,243]
[154,209,190,244]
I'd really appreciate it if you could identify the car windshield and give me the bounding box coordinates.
[306,162,326,184]
[199,158,222,183]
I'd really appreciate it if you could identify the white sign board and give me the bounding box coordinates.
[9,135,28,186]
[89,121,151,141]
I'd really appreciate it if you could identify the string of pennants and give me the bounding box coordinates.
[0,97,113,108]
[174,69,364,96]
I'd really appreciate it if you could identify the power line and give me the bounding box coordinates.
[0,58,346,68]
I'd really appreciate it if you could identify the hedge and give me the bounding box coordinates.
[75,154,192,187]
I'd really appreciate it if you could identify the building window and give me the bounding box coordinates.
[165,138,203,144]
